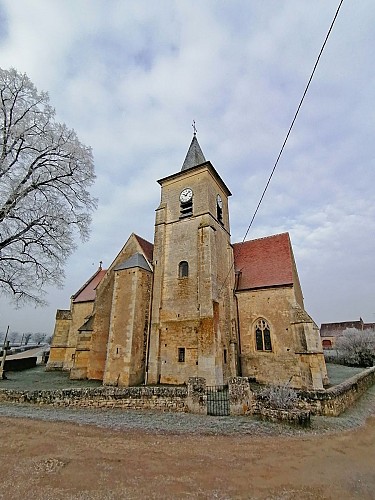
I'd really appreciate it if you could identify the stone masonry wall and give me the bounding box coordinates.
[1,368,373,417]
[47,310,71,371]
[298,366,375,416]
[0,385,188,412]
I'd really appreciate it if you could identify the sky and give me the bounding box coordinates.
[0,0,374,335]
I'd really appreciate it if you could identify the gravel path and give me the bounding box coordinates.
[1,383,374,437]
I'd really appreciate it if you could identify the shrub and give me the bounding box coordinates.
[258,384,298,410]
[336,329,375,368]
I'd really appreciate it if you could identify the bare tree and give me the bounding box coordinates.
[336,328,375,367]
[8,330,20,345]
[33,332,46,345]
[23,332,33,345]
[0,68,96,305]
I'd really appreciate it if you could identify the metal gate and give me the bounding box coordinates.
[206,385,229,416]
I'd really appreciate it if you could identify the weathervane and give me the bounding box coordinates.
[192,120,197,136]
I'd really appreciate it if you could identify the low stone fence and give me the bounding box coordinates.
[0,385,188,412]
[258,408,311,426]
[299,366,375,416]
[0,366,374,420]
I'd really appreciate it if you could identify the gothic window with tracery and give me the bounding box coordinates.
[179,261,189,278]
[255,318,272,351]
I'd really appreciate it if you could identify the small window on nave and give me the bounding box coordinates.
[178,347,185,362]
[255,318,272,351]
[179,261,189,278]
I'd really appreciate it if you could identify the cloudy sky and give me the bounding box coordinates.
[1,0,374,335]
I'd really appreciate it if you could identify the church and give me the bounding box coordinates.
[47,134,328,390]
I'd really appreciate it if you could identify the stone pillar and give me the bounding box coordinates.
[228,377,253,415]
[186,377,207,414]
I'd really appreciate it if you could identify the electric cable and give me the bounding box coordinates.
[219,0,345,296]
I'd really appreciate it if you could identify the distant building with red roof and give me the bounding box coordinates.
[48,135,327,391]
[320,318,375,349]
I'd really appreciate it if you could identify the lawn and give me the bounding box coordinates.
[325,362,366,387]
[0,364,102,391]
[0,362,368,392]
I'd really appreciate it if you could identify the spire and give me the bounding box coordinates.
[181,135,206,171]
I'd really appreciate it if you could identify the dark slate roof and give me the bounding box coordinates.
[181,135,206,171]
[114,253,152,272]
[233,233,294,291]
[72,268,107,303]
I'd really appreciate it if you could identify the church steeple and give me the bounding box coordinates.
[181,135,206,171]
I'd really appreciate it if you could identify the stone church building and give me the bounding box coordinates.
[47,135,328,390]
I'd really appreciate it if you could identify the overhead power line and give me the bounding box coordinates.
[219,0,345,295]
[242,0,345,243]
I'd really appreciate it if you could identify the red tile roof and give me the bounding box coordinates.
[134,234,154,263]
[233,233,294,291]
[72,268,107,303]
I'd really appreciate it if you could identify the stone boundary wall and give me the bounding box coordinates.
[0,385,188,412]
[0,367,373,417]
[298,366,375,416]
[258,407,311,426]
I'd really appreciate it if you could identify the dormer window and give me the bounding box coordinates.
[180,188,193,218]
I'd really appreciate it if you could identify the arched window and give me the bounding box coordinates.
[255,318,272,351]
[179,261,189,278]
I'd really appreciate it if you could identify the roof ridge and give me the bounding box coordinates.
[233,232,290,247]
[71,267,106,300]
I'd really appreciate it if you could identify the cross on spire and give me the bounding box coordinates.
[192,120,197,136]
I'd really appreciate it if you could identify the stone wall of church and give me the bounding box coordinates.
[237,286,325,389]
[103,267,152,387]
[87,274,115,380]
[290,246,304,309]
[46,310,72,371]
[87,235,149,381]
[291,313,328,388]
[63,301,94,371]
[69,332,92,380]
[158,320,201,384]
[148,166,236,386]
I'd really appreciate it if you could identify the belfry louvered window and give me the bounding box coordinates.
[255,318,272,351]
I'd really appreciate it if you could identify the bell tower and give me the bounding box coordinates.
[147,134,238,385]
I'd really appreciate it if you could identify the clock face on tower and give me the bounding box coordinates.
[180,188,193,203]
